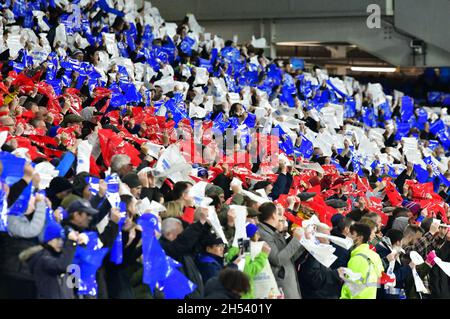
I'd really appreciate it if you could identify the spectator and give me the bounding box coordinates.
[258,202,305,299]
[341,223,383,299]
[20,222,82,299]
[204,268,250,299]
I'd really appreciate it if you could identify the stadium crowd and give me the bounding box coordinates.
[0,0,450,299]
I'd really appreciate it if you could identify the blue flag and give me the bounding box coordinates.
[330,158,346,174]
[243,112,256,129]
[8,183,32,216]
[165,93,187,125]
[290,58,304,71]
[0,152,26,186]
[428,140,440,151]
[57,152,76,177]
[423,156,450,188]
[180,37,196,56]
[137,214,196,298]
[417,108,428,124]
[276,125,294,156]
[212,112,230,135]
[72,231,109,296]
[326,79,347,98]
[395,122,411,141]
[437,130,450,150]
[430,119,446,136]
[0,182,8,232]
[362,107,377,128]
[379,101,392,120]
[110,202,127,265]
[414,164,431,183]
[401,96,414,122]
[351,154,364,176]
[280,85,295,108]
[221,46,240,63]
[428,92,442,104]
[344,98,356,118]
[297,134,313,159]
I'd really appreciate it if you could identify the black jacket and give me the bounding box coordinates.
[375,240,412,299]
[160,222,212,297]
[104,229,142,299]
[203,276,240,299]
[394,169,414,194]
[160,222,211,263]
[270,173,288,200]
[24,241,77,299]
[329,230,350,270]
[140,187,163,204]
[45,189,63,210]
[0,232,39,281]
[429,241,450,299]
[298,253,342,299]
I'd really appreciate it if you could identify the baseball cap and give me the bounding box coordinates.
[67,199,99,215]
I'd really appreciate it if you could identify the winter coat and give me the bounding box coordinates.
[0,201,47,281]
[298,253,342,299]
[329,230,351,270]
[429,241,450,299]
[258,222,305,299]
[270,173,288,200]
[104,229,142,299]
[21,240,77,299]
[196,252,224,284]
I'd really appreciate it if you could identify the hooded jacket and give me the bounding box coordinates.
[20,240,77,299]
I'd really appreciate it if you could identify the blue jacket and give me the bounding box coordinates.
[196,253,224,284]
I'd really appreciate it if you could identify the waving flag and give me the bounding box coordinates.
[72,231,109,296]
[414,164,431,184]
[276,125,294,156]
[401,96,414,122]
[0,152,26,186]
[0,181,8,232]
[110,202,127,265]
[430,120,445,136]
[423,156,450,188]
[180,37,196,55]
[351,154,364,176]
[138,213,196,299]
[296,134,313,159]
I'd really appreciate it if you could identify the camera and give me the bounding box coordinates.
[238,238,251,255]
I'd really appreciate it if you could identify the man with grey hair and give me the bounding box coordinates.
[159,210,213,298]
[110,154,133,178]
[161,217,183,242]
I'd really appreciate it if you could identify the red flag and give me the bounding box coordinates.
[384,179,403,206]
[89,155,102,177]
[379,272,395,285]
[97,129,142,168]
[284,211,304,227]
